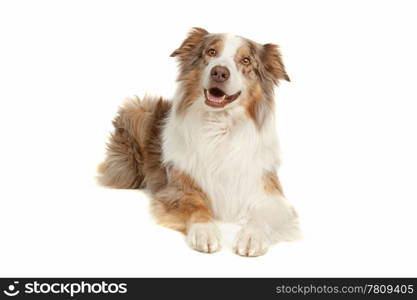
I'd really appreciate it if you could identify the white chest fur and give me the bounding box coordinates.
[162,101,281,222]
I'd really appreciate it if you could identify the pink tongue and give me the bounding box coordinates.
[208,92,225,103]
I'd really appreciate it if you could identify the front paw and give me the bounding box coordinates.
[186,222,221,253]
[234,226,270,257]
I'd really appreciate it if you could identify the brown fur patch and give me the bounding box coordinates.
[170,27,209,81]
[260,43,290,83]
[170,27,209,58]
[176,67,203,115]
[151,168,213,233]
[97,96,171,191]
[241,79,268,126]
[263,171,284,196]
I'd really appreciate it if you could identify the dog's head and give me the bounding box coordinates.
[171,27,289,125]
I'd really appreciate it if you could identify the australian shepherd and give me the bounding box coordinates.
[98,28,301,256]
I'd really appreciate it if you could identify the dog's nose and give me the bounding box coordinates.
[210,66,230,82]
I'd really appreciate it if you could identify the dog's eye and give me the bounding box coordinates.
[241,57,251,65]
[207,48,217,57]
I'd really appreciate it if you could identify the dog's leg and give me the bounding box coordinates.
[151,169,221,254]
[234,173,301,257]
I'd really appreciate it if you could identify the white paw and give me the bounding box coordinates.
[234,226,270,257]
[186,222,221,253]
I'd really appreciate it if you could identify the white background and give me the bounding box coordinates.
[1,0,416,277]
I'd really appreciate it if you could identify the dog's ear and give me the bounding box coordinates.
[260,43,290,84]
[170,27,209,58]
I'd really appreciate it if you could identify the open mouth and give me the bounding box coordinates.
[204,88,241,108]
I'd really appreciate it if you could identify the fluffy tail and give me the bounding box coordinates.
[97,95,171,190]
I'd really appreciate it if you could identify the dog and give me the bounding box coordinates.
[98,28,301,256]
